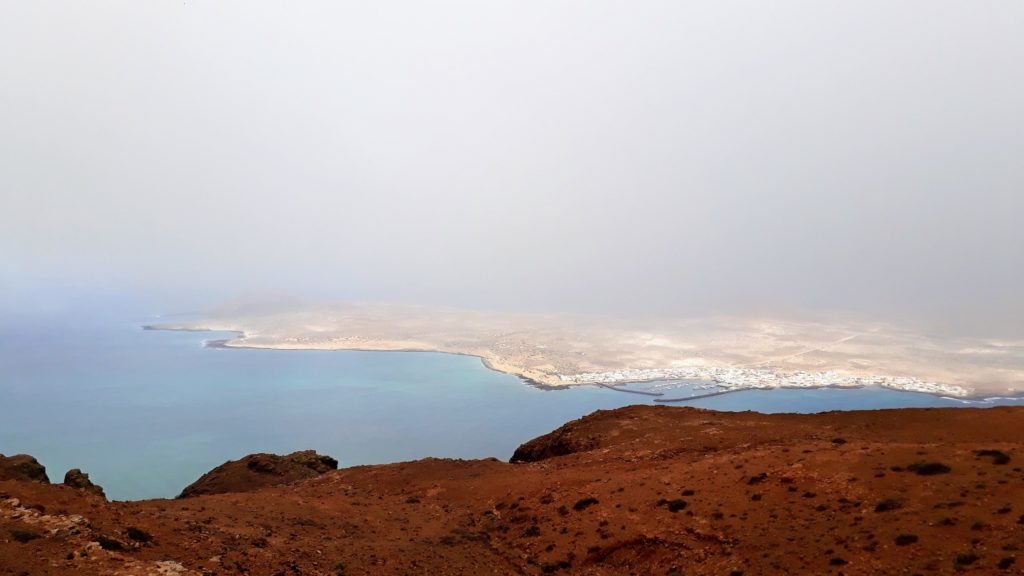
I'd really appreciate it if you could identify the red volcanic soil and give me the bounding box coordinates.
[3,405,1024,575]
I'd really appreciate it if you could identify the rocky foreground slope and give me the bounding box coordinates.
[3,405,1024,575]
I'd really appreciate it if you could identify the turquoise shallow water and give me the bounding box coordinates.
[1,310,1021,501]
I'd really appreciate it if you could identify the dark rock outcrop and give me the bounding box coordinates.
[510,420,600,463]
[63,468,106,498]
[0,454,50,483]
[178,450,338,498]
[277,449,339,474]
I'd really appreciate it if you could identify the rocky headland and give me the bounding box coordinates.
[3,406,1024,575]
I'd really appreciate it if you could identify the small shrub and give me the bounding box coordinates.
[874,499,903,512]
[125,527,152,543]
[956,553,979,566]
[894,534,918,546]
[96,536,126,551]
[907,462,951,476]
[541,560,572,573]
[975,450,1011,465]
[665,499,688,512]
[10,528,41,543]
[572,497,598,512]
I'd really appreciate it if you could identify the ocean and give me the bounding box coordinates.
[1,308,1020,500]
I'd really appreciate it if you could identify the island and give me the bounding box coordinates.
[147,303,1024,398]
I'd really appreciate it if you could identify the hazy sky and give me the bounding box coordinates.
[2,1,1022,334]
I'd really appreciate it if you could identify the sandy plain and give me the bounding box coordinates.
[149,303,1024,397]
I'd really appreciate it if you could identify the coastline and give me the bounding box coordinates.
[145,324,568,390]
[142,323,1022,402]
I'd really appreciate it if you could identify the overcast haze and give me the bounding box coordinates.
[2,1,1022,334]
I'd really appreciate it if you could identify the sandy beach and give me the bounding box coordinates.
[148,303,1024,397]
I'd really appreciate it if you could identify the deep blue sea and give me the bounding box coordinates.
[2,308,1021,501]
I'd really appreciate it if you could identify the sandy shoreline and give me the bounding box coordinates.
[143,310,1024,400]
[149,325,568,390]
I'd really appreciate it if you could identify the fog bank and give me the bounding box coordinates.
[2,1,1022,336]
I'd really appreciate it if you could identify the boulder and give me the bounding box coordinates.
[178,450,338,498]
[63,468,106,498]
[0,454,50,483]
